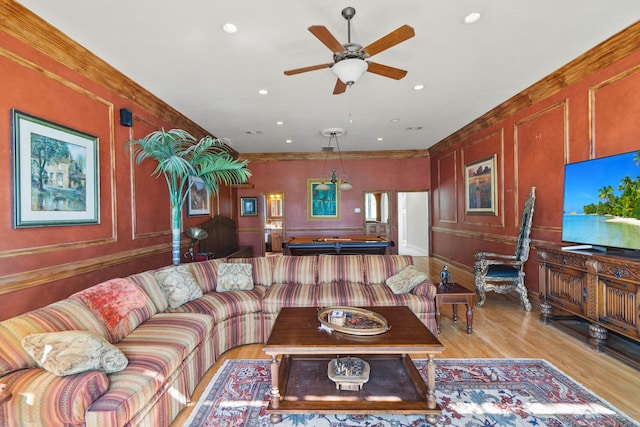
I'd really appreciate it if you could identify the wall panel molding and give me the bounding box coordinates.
[429,21,640,156]
[239,149,430,162]
[514,100,568,231]
[0,243,172,295]
[437,151,458,224]
[589,64,640,158]
[0,45,118,258]
[461,129,505,227]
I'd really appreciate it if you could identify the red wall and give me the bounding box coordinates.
[0,20,233,320]
[236,157,430,255]
[429,47,640,297]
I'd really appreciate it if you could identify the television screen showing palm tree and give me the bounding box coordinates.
[562,150,640,251]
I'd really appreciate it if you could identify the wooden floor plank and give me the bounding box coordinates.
[171,258,640,425]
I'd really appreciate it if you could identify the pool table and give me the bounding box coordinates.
[283,236,394,256]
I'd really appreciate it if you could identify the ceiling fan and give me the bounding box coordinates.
[284,7,415,95]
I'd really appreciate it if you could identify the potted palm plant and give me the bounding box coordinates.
[127,128,251,265]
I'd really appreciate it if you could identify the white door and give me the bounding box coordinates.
[397,191,429,256]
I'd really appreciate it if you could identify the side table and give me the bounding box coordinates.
[435,282,475,334]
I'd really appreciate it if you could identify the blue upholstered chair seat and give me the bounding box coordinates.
[486,265,520,278]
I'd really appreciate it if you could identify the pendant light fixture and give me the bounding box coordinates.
[315,128,353,191]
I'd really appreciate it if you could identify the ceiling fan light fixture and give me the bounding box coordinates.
[331,58,368,85]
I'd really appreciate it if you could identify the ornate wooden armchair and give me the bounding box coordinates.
[474,187,536,311]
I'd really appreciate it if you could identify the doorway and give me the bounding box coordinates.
[364,191,391,240]
[263,193,284,256]
[397,191,429,255]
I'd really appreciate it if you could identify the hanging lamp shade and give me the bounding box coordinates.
[331,58,368,85]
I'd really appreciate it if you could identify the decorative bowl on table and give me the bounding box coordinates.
[318,306,389,336]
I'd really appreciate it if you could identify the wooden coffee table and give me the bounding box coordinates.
[263,306,445,425]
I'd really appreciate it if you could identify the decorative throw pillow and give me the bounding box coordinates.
[154,265,203,309]
[217,263,254,292]
[385,265,428,294]
[70,278,149,342]
[21,331,128,377]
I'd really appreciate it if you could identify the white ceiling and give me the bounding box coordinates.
[16,0,640,154]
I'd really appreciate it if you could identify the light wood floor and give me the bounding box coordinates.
[171,260,640,425]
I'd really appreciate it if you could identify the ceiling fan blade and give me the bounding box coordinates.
[362,24,415,57]
[367,62,408,80]
[284,63,331,76]
[333,79,347,95]
[308,25,345,53]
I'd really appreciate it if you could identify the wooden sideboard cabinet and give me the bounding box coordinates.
[537,245,640,369]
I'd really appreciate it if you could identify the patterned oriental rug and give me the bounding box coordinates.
[184,358,638,427]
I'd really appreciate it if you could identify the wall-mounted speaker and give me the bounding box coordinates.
[119,108,133,127]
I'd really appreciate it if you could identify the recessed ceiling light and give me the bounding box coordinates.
[377,137,384,141]
[275,121,284,125]
[413,84,425,91]
[222,23,237,33]
[258,89,268,95]
[285,139,292,144]
[390,118,400,123]
[464,12,481,24]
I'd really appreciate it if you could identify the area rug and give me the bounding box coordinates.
[184,358,638,427]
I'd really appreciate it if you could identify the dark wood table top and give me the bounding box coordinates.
[263,306,444,355]
[436,282,475,296]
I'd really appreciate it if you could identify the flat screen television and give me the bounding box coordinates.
[562,150,640,252]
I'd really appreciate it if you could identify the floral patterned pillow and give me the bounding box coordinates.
[21,331,128,377]
[385,265,427,294]
[154,265,203,308]
[216,263,254,292]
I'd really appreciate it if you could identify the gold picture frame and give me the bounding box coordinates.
[465,154,498,215]
[308,179,340,220]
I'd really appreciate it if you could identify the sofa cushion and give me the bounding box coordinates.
[0,299,109,376]
[317,255,366,285]
[224,257,274,287]
[367,283,436,315]
[385,265,428,294]
[71,278,153,343]
[188,258,225,293]
[217,263,254,292]
[128,269,170,312]
[364,255,414,285]
[21,331,128,377]
[263,283,320,314]
[154,265,203,309]
[317,282,372,308]
[0,367,109,426]
[87,312,213,427]
[173,286,266,322]
[272,256,317,285]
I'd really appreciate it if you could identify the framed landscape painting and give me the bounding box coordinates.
[465,155,497,215]
[308,179,340,220]
[187,176,210,216]
[11,110,99,228]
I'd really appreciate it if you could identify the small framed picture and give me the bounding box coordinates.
[465,154,498,215]
[187,176,210,216]
[240,196,258,216]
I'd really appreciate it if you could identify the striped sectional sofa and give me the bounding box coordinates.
[0,254,437,427]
